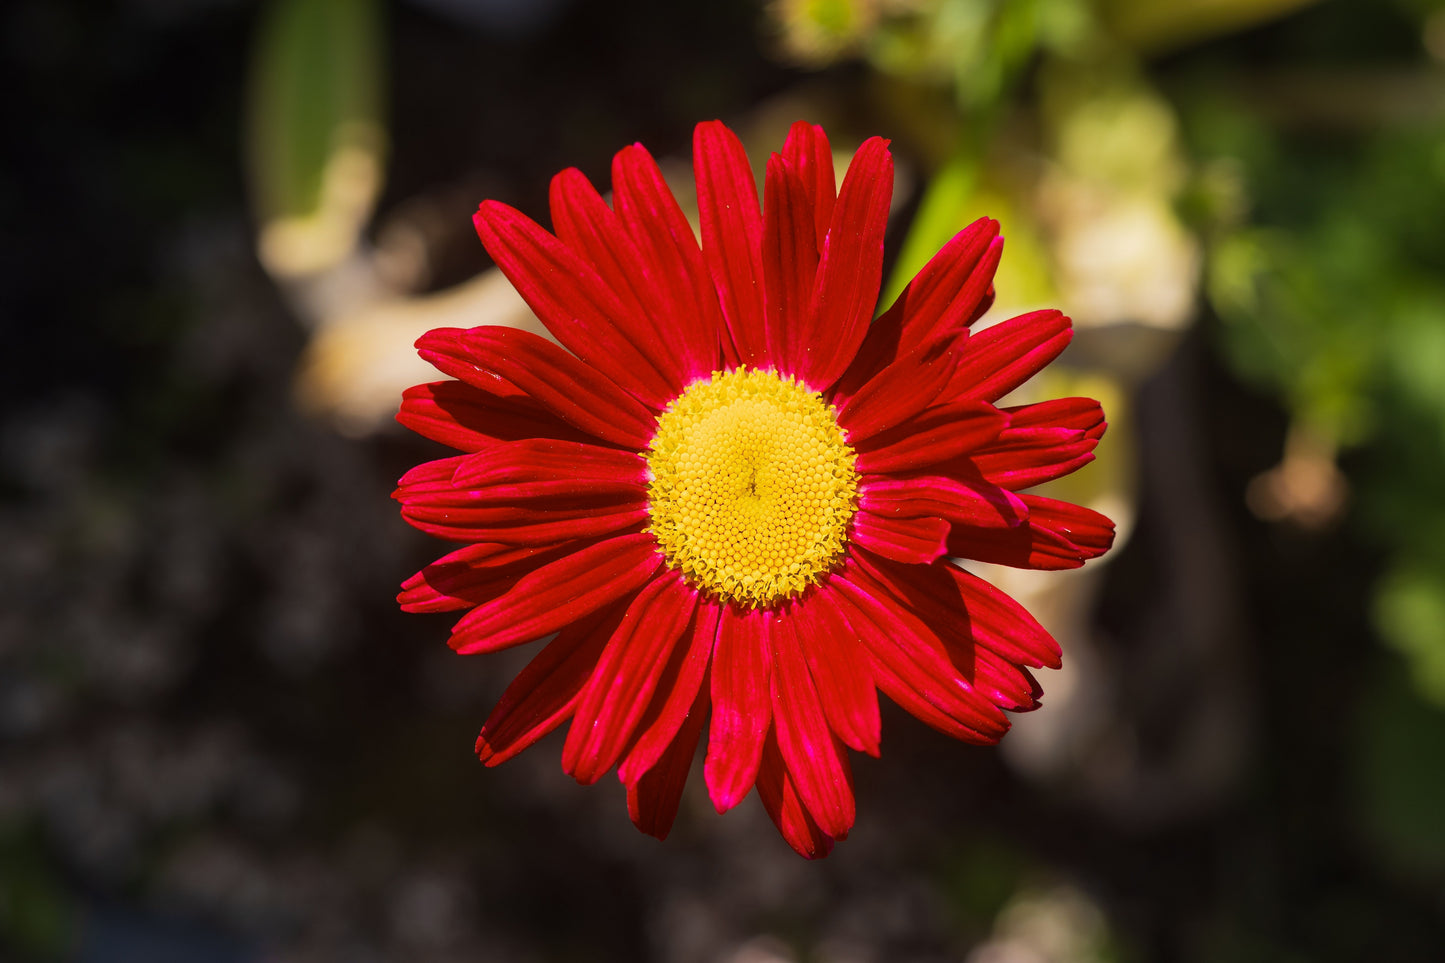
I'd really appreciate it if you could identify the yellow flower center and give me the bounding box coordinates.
[646,366,858,607]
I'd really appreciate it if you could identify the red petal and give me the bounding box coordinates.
[850,510,950,564]
[769,608,856,838]
[562,571,699,784]
[473,201,676,407]
[394,461,646,544]
[859,547,1064,670]
[416,326,656,449]
[755,730,834,859]
[447,533,662,653]
[859,474,1027,530]
[890,220,1002,354]
[970,398,1105,490]
[400,500,647,546]
[548,168,690,390]
[967,645,1042,711]
[705,606,771,813]
[763,153,820,373]
[949,310,1072,403]
[969,445,1096,492]
[397,380,593,453]
[793,591,880,755]
[851,550,1057,698]
[948,494,1115,570]
[398,541,576,613]
[835,220,1001,402]
[1003,396,1107,436]
[837,343,958,442]
[829,304,903,408]
[450,439,647,499]
[475,603,621,765]
[395,453,465,490]
[827,572,1010,744]
[852,401,1006,474]
[946,563,1062,669]
[693,121,766,367]
[625,677,709,840]
[797,136,893,392]
[619,602,721,784]
[612,144,724,381]
[781,121,836,251]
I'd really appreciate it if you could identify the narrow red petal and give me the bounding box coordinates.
[626,677,709,840]
[769,608,856,838]
[827,572,1010,744]
[890,221,1002,354]
[948,494,1115,570]
[946,563,1062,670]
[780,121,836,251]
[450,439,647,498]
[858,474,1027,530]
[949,310,1072,403]
[852,401,1007,474]
[852,548,1059,697]
[396,451,646,512]
[836,343,958,442]
[840,221,1000,404]
[473,201,675,407]
[693,120,766,367]
[850,510,951,564]
[969,398,1106,490]
[447,533,662,654]
[948,524,1084,570]
[549,167,690,390]
[395,453,466,490]
[966,645,1042,712]
[619,602,721,784]
[416,326,656,449]
[398,541,575,613]
[612,144,723,381]
[829,304,904,408]
[1023,495,1116,557]
[763,153,820,372]
[562,571,699,784]
[475,603,621,765]
[796,136,893,391]
[850,549,1057,700]
[971,447,1096,491]
[1002,397,1107,435]
[397,380,593,453]
[755,730,834,859]
[705,606,771,813]
[793,591,880,755]
[400,500,647,546]
[395,460,646,544]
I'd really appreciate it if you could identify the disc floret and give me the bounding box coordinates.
[646,367,858,607]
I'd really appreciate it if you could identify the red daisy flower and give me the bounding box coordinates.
[394,120,1114,858]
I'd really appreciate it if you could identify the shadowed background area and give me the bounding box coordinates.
[3,0,1445,960]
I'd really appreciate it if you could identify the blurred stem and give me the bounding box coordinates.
[247,0,388,278]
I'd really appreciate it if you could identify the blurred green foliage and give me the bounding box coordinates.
[248,0,384,219]
[0,825,73,961]
[247,0,386,274]
[1355,664,1445,877]
[776,0,1445,921]
[1194,91,1445,718]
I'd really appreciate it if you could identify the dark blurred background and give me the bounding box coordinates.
[3,0,1445,960]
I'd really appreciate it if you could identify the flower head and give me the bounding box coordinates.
[394,120,1114,858]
